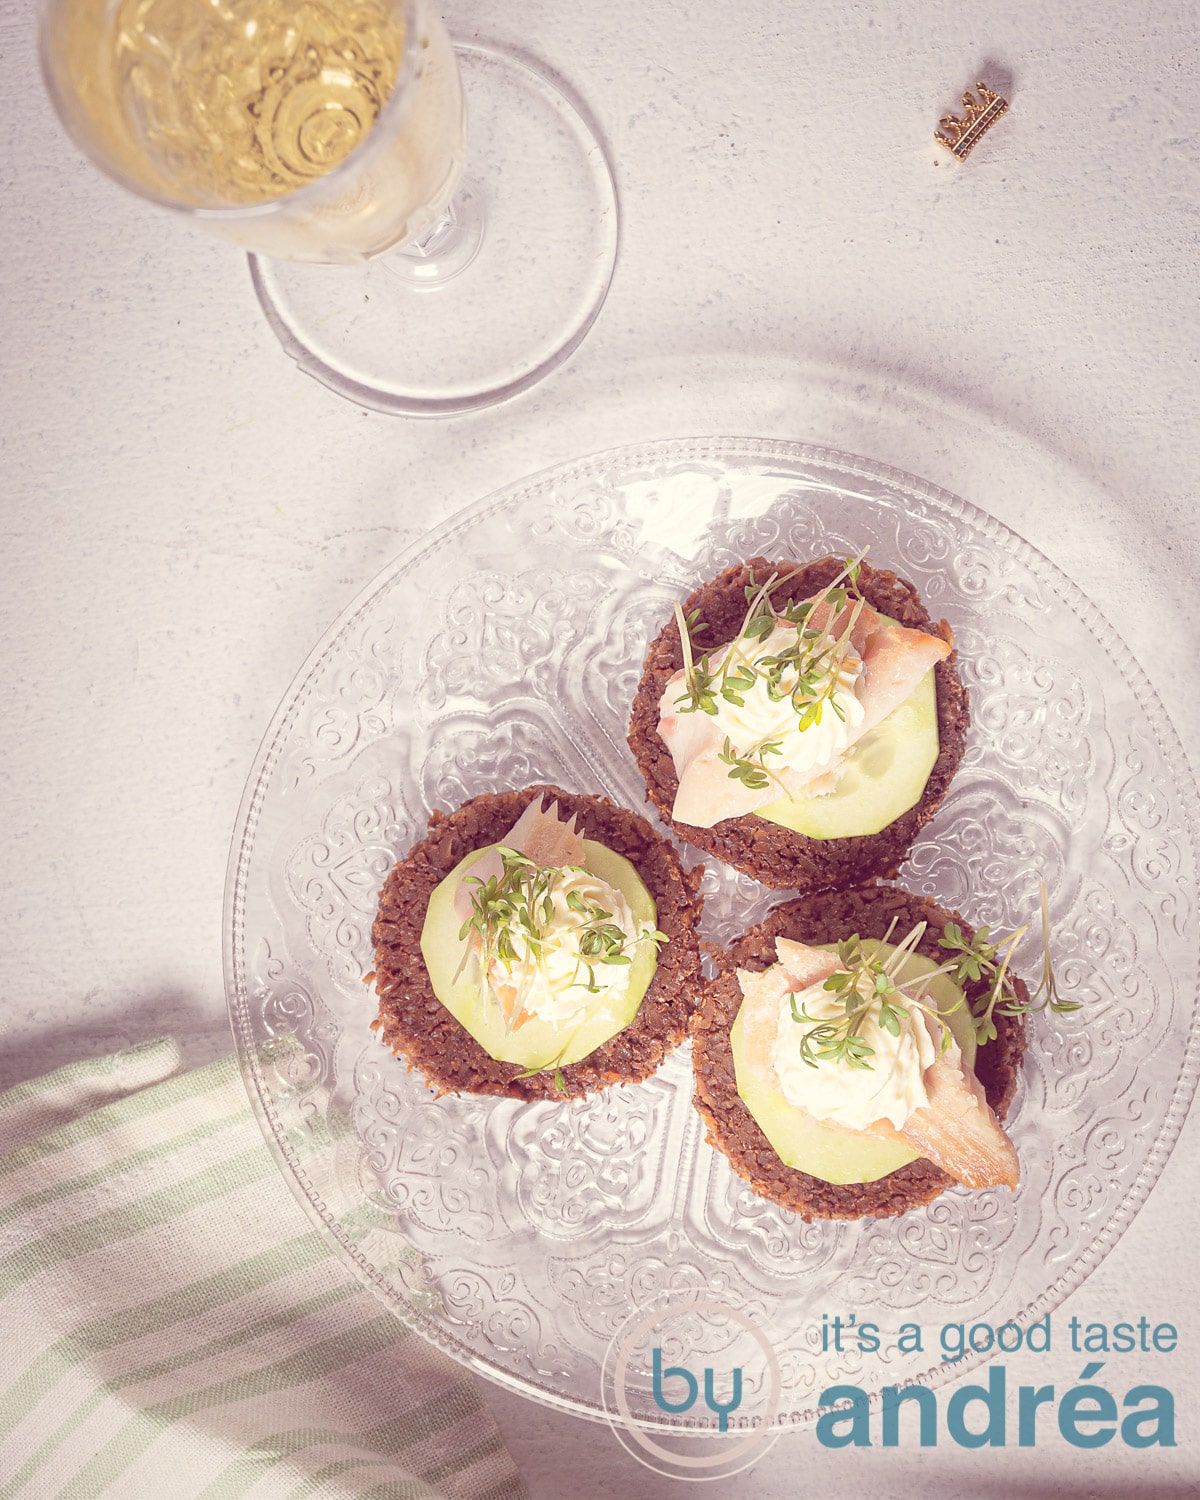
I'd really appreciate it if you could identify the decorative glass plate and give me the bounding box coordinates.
[224,438,1199,1426]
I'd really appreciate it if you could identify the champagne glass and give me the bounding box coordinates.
[39,0,619,415]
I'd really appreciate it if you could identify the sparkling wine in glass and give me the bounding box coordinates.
[40,0,619,414]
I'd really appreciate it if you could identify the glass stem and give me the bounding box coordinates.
[389,189,485,285]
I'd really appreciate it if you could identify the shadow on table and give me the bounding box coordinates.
[0,986,229,1095]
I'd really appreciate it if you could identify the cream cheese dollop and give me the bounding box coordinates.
[480,864,643,1027]
[658,617,868,827]
[772,977,936,1130]
[706,619,866,779]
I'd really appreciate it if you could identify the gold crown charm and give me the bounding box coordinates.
[935,81,1008,160]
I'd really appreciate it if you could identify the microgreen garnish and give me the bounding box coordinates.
[510,1059,571,1098]
[938,883,1080,1044]
[785,883,1075,1069]
[718,734,784,792]
[672,552,869,788]
[788,918,955,1071]
[457,849,668,1028]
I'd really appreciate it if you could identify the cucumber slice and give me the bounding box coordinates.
[756,668,939,840]
[730,940,976,1185]
[419,840,659,1071]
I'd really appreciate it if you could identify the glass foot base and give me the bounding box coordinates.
[249,43,619,417]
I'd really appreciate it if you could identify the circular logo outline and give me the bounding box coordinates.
[600,1290,787,1480]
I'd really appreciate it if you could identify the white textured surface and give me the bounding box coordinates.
[2,0,1198,1493]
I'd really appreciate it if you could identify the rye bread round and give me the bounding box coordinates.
[370,785,704,1101]
[627,557,968,891]
[691,885,1026,1220]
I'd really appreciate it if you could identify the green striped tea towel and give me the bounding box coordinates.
[0,1039,527,1500]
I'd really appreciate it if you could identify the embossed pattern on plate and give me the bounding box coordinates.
[224,439,1200,1425]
